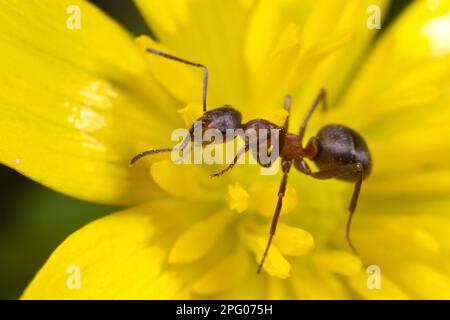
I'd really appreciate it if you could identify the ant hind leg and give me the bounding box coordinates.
[296,159,364,256]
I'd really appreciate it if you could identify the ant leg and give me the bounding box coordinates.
[254,95,290,169]
[296,159,364,255]
[210,144,249,178]
[346,170,363,255]
[146,48,209,112]
[257,159,293,274]
[283,95,291,130]
[298,88,327,144]
[253,134,273,169]
[276,95,291,164]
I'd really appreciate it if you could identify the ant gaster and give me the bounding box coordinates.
[131,48,372,274]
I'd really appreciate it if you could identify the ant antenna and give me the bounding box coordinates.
[129,134,191,166]
[146,49,209,112]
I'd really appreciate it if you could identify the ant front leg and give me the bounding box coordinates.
[283,94,291,130]
[295,159,364,256]
[255,95,291,169]
[254,137,277,168]
[211,133,280,178]
[257,159,293,274]
[210,143,249,178]
[298,88,327,144]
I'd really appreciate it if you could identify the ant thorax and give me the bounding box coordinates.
[175,119,283,170]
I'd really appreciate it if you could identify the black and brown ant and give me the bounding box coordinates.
[131,49,372,274]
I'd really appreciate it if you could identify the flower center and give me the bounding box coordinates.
[147,103,356,282]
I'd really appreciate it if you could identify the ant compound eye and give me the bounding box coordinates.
[191,118,210,131]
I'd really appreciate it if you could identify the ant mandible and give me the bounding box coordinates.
[131,48,372,274]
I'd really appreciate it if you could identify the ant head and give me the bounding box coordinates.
[191,106,242,145]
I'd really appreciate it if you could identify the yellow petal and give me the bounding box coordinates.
[386,262,450,299]
[150,160,222,201]
[135,0,252,106]
[261,108,289,127]
[288,0,390,133]
[291,263,349,299]
[243,0,313,78]
[244,0,390,130]
[248,23,301,111]
[348,271,409,300]
[135,35,203,106]
[249,180,298,217]
[312,250,362,276]
[366,170,450,198]
[369,124,450,177]
[212,266,266,300]
[177,103,204,127]
[192,249,249,296]
[349,214,441,262]
[273,223,315,256]
[22,200,203,299]
[228,182,250,213]
[288,29,354,89]
[169,211,234,264]
[267,277,290,300]
[0,0,179,205]
[241,230,291,279]
[414,215,450,254]
[334,0,450,131]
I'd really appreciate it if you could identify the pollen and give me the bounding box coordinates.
[228,182,250,213]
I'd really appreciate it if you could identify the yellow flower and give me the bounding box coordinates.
[1,0,449,299]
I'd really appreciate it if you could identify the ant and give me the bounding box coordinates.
[131,48,372,274]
